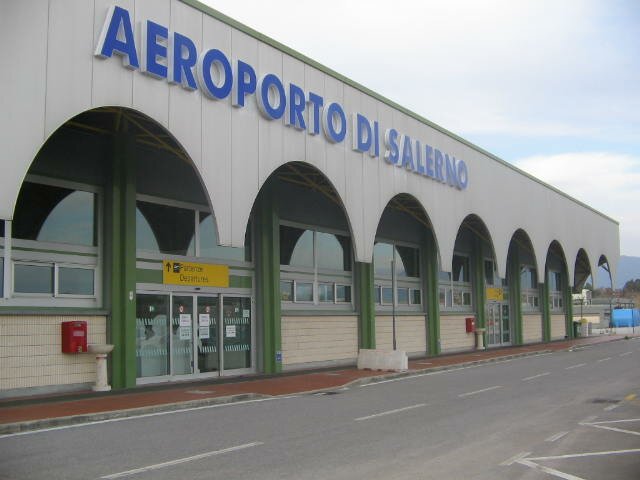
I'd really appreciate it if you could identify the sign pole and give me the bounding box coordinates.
[391,257,397,351]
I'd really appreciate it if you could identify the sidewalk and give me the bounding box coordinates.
[0,334,633,434]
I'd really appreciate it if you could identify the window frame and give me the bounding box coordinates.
[438,252,473,312]
[373,238,423,312]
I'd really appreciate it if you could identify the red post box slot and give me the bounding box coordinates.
[61,321,88,353]
[465,317,476,333]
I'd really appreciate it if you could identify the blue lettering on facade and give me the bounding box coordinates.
[94,6,469,190]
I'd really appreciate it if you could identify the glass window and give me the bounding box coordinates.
[411,289,421,305]
[374,285,381,304]
[452,290,462,306]
[295,282,313,302]
[198,212,247,261]
[439,288,446,307]
[336,285,351,303]
[280,226,314,268]
[381,286,393,304]
[520,266,537,290]
[280,280,293,301]
[318,283,335,303]
[452,255,470,282]
[0,257,3,296]
[316,232,351,271]
[463,291,472,306]
[439,271,451,282]
[13,183,96,246]
[397,288,409,305]
[14,264,53,294]
[373,242,394,276]
[58,267,94,295]
[136,202,195,256]
[548,271,562,292]
[484,260,494,285]
[395,246,419,278]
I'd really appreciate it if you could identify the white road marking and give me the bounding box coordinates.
[499,451,531,466]
[0,396,299,439]
[522,372,550,381]
[100,442,263,479]
[545,431,569,442]
[526,448,640,461]
[588,418,640,425]
[619,351,632,357]
[458,385,502,397]
[584,422,640,436]
[597,357,611,362]
[516,458,585,480]
[354,403,427,421]
[565,363,587,370]
[579,415,598,425]
[604,404,619,411]
[415,361,433,365]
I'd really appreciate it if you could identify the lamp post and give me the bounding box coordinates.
[391,257,397,351]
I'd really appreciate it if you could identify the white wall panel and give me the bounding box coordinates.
[257,42,283,185]
[303,65,327,174]
[282,55,306,167]
[45,0,94,137]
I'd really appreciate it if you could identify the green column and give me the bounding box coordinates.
[542,269,551,342]
[565,284,574,340]
[108,130,137,389]
[356,261,375,349]
[424,234,440,355]
[255,186,282,373]
[472,238,486,339]
[509,247,523,345]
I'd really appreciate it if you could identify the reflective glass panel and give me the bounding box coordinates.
[136,202,195,256]
[397,288,409,304]
[0,257,3,296]
[14,264,53,294]
[172,295,194,375]
[13,183,96,246]
[452,255,470,282]
[381,286,393,304]
[318,283,334,302]
[336,285,351,303]
[58,267,94,295]
[439,288,446,307]
[136,294,170,378]
[280,226,313,268]
[395,246,419,278]
[198,212,247,261]
[197,296,219,373]
[280,281,293,301]
[375,285,381,304]
[317,232,351,271]
[295,282,313,302]
[373,242,394,276]
[223,297,251,370]
[411,289,422,305]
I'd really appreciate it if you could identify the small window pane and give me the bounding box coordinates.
[463,291,472,306]
[375,285,381,304]
[316,232,351,271]
[373,243,394,276]
[295,282,313,302]
[411,289,421,305]
[397,288,409,304]
[336,285,351,303]
[59,267,94,295]
[452,290,462,306]
[438,271,451,282]
[318,283,334,303]
[439,288,446,307]
[280,281,293,301]
[0,257,3,296]
[14,264,53,294]
[280,226,313,268]
[381,286,393,304]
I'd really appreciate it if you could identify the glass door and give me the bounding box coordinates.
[172,295,194,375]
[486,302,511,346]
[136,294,170,378]
[197,296,219,373]
[501,304,511,344]
[222,296,252,371]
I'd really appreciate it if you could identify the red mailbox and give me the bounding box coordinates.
[465,317,476,333]
[61,321,87,353]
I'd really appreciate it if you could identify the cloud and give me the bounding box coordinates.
[514,152,640,256]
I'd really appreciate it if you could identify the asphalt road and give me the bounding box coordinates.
[2,338,639,480]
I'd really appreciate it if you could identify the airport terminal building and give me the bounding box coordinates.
[0,1,619,396]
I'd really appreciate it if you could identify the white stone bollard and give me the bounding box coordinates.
[88,344,114,392]
[475,328,486,350]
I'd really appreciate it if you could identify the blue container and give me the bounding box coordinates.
[612,309,640,327]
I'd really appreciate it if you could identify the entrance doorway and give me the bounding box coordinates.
[136,292,253,382]
[486,302,511,346]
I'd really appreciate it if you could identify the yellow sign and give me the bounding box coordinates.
[486,287,504,302]
[163,260,229,287]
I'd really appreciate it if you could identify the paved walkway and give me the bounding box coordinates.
[0,334,632,434]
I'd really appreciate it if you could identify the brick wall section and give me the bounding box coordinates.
[0,315,106,391]
[523,313,543,344]
[550,314,566,340]
[440,315,475,352]
[375,315,426,354]
[281,316,358,366]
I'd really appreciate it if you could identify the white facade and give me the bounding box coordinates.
[0,0,619,285]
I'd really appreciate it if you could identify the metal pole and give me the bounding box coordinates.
[391,256,397,351]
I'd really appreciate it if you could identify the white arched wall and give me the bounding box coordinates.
[2,0,620,282]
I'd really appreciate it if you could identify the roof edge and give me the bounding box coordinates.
[179,0,618,226]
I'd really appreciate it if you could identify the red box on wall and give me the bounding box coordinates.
[61,321,87,353]
[465,317,476,333]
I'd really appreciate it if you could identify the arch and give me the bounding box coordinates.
[451,214,498,274]
[545,240,569,280]
[506,228,538,277]
[573,248,593,292]
[597,254,613,290]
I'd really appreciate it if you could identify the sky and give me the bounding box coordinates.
[202,0,640,256]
